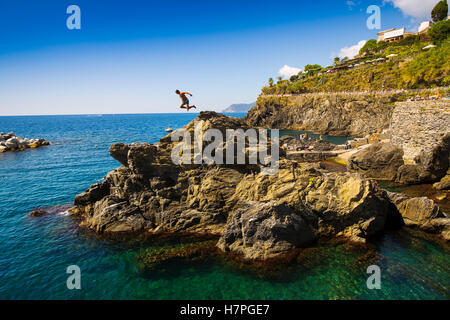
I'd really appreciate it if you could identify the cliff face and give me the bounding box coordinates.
[244,93,400,136]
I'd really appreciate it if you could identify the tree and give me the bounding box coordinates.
[427,19,450,44]
[289,74,299,82]
[431,0,448,22]
[277,76,283,82]
[268,78,274,87]
[333,57,340,65]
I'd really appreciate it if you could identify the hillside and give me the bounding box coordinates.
[262,24,450,95]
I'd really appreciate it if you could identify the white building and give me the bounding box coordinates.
[418,21,432,34]
[383,28,405,42]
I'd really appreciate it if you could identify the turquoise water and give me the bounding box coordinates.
[0,114,448,300]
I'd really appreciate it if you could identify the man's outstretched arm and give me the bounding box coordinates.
[182,92,193,96]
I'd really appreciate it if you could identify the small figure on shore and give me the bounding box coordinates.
[176,90,196,111]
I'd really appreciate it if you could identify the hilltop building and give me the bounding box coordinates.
[377,28,395,42]
[377,20,434,43]
[377,27,416,43]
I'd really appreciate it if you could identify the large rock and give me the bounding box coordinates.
[217,201,315,260]
[348,143,404,181]
[387,191,450,240]
[109,143,129,166]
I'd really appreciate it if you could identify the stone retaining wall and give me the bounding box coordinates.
[390,101,450,164]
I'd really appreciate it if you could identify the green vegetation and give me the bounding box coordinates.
[304,64,322,75]
[262,34,450,95]
[402,39,450,87]
[428,20,450,44]
[431,0,448,23]
[359,39,378,55]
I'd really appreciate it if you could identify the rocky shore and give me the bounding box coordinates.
[0,132,49,152]
[70,111,449,262]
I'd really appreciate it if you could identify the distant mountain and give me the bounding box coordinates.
[222,102,256,113]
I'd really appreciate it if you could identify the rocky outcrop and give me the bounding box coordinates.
[245,93,398,136]
[72,111,406,260]
[387,192,450,240]
[0,132,49,153]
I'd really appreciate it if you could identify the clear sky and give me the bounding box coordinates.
[0,0,441,115]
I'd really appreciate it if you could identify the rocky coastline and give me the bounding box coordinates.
[70,111,449,263]
[0,132,49,152]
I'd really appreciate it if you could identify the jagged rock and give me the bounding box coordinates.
[387,191,449,240]
[217,201,315,260]
[127,143,158,175]
[231,162,401,242]
[72,112,407,258]
[109,143,129,166]
[347,143,404,181]
[80,195,147,233]
[74,181,110,206]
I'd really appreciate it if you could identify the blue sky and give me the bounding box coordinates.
[0,0,441,115]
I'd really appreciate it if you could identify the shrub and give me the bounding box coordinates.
[427,20,450,45]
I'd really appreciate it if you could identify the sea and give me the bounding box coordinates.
[0,113,448,299]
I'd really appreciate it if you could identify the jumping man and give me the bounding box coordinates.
[176,90,196,111]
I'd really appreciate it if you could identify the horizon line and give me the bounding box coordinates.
[0,110,246,117]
